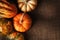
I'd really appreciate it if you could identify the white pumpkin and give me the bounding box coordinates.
[18,0,37,12]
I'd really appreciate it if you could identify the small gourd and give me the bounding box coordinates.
[7,32,24,40]
[18,0,37,12]
[0,18,13,35]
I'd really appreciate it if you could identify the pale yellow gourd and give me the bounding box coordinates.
[18,0,37,12]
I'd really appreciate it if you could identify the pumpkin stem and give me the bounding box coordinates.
[19,13,25,24]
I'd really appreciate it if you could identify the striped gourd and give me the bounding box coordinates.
[0,0,17,18]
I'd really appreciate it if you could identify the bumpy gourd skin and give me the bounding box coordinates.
[18,0,37,12]
[13,13,32,32]
[0,18,13,35]
[0,0,17,18]
[7,32,24,40]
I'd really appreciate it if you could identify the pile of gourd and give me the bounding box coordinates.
[0,0,37,40]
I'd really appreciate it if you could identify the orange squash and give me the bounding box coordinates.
[0,0,17,18]
[13,13,32,32]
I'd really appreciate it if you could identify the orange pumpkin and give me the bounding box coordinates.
[0,0,17,18]
[13,13,32,32]
[7,32,24,40]
[0,18,13,35]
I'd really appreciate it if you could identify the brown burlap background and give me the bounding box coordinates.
[0,0,60,40]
